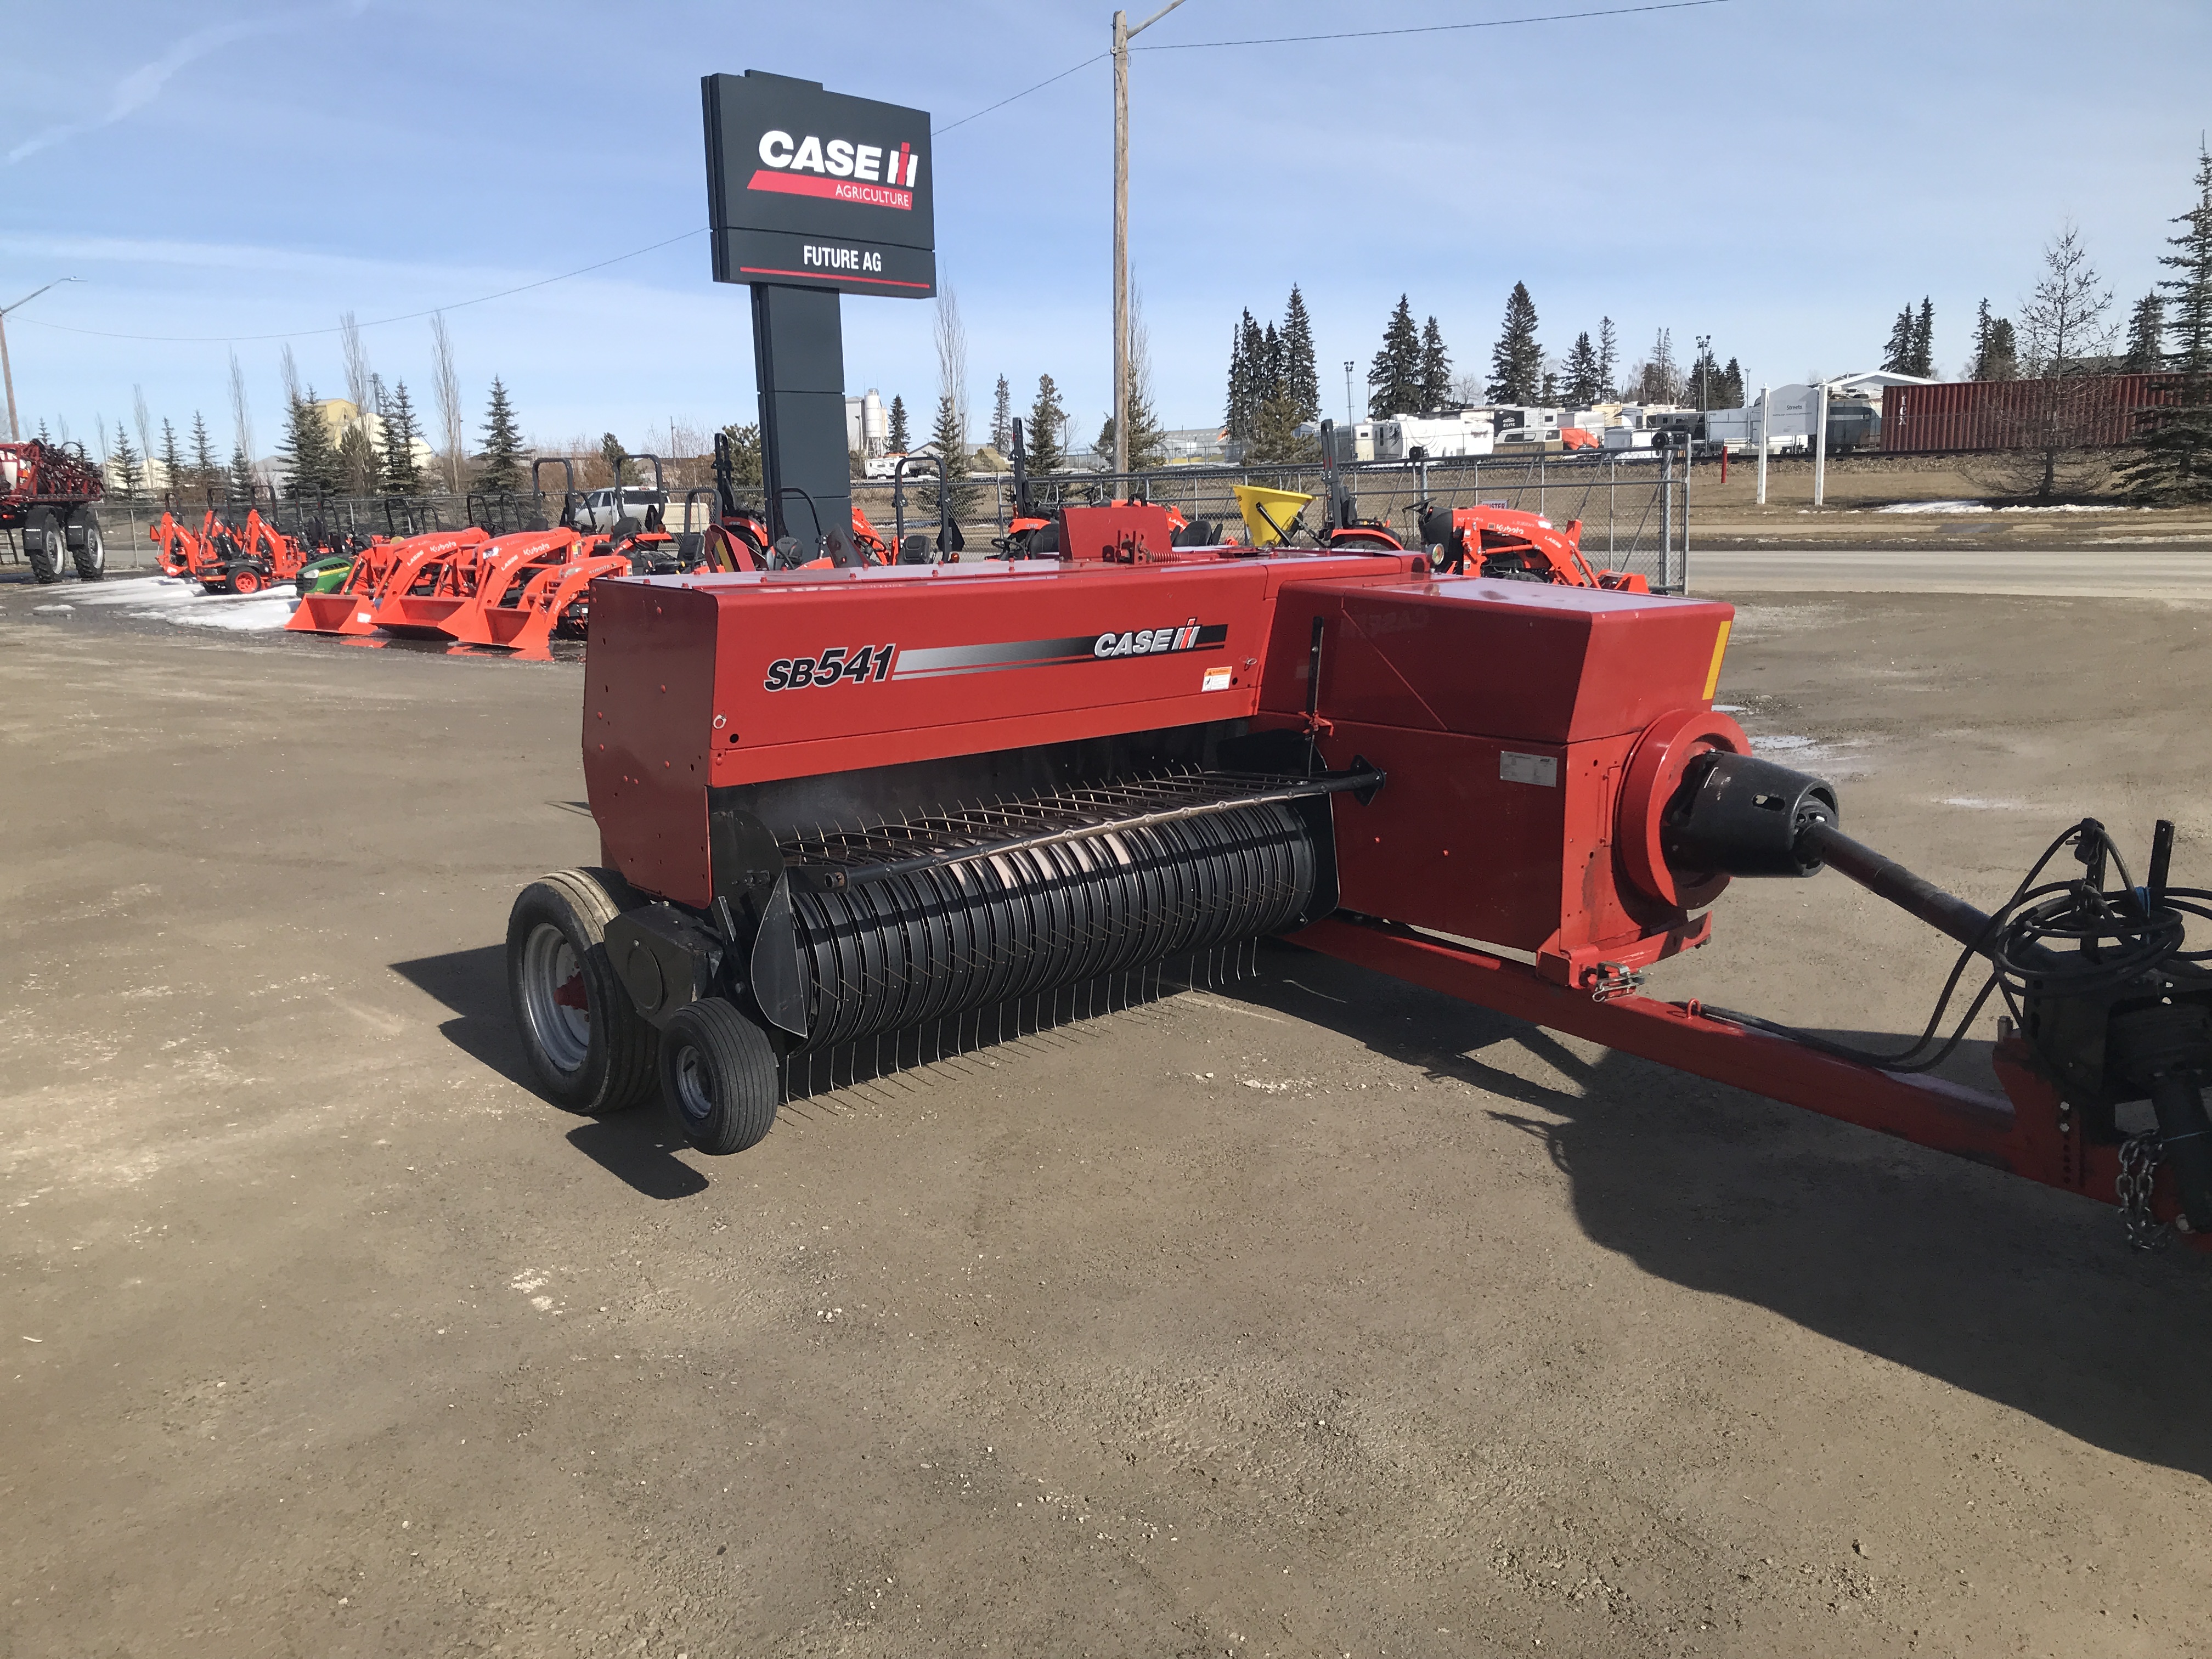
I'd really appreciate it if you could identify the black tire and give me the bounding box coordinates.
[506,867,659,1116]
[227,563,267,595]
[22,507,62,583]
[658,999,780,1155]
[65,507,105,579]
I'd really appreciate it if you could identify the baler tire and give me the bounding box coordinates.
[506,867,659,1117]
[657,999,779,1156]
[24,509,63,583]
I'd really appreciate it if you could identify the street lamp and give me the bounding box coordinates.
[1111,0,1187,477]
[1344,359,1356,426]
[0,277,81,443]
[1695,332,1711,413]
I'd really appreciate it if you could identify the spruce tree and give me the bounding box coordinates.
[718,422,764,490]
[1596,317,1619,399]
[1418,316,1452,410]
[189,410,217,489]
[1368,295,1423,418]
[2124,292,2166,371]
[1720,357,1746,409]
[1486,283,1542,405]
[1122,373,1167,471]
[111,421,145,497]
[1228,310,1269,439]
[2127,145,2212,502]
[157,419,185,499]
[1881,305,1917,375]
[278,390,339,501]
[1281,285,1320,420]
[380,380,425,494]
[1910,297,1936,376]
[1027,374,1066,472]
[476,376,526,493]
[1246,391,1319,465]
[1685,341,1722,409]
[338,423,381,496]
[887,394,911,452]
[1561,331,1604,407]
[989,374,1012,452]
[227,444,257,503]
[1971,300,2021,381]
[925,391,977,518]
[1261,322,1285,399]
[1224,314,1254,441]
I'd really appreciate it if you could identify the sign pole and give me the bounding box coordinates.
[702,70,936,562]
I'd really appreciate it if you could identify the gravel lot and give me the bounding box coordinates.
[4,575,2209,1658]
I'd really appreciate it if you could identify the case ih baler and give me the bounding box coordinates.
[504,533,2212,1250]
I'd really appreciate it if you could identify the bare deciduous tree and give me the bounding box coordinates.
[132,386,153,488]
[227,350,255,473]
[430,313,465,495]
[1983,224,2119,501]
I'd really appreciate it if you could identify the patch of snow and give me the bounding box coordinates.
[1875,500,1990,514]
[165,597,297,631]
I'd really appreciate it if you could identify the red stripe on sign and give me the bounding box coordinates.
[735,267,934,290]
[746,170,913,211]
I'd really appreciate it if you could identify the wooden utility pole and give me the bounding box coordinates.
[1112,0,1186,477]
[0,278,80,444]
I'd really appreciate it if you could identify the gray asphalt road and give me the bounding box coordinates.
[1690,544,2212,597]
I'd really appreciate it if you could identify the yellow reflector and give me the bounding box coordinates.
[1702,619,1733,701]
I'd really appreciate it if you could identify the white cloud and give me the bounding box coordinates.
[5,3,369,165]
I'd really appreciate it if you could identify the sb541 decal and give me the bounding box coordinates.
[764,642,897,691]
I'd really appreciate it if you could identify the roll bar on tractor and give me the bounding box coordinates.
[891,454,963,563]
[605,450,668,532]
[531,458,583,531]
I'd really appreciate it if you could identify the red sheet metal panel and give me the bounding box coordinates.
[1881,374,2170,454]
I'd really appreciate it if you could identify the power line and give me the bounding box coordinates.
[1132,0,1734,50]
[16,228,707,345]
[23,1,1734,346]
[933,53,1109,137]
[926,1,1733,134]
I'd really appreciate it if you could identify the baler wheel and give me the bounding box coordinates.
[506,867,659,1116]
[657,999,780,1156]
[23,509,63,583]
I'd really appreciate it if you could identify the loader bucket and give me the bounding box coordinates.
[1232,484,1313,549]
[287,591,384,636]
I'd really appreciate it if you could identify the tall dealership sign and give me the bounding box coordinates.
[703,70,936,557]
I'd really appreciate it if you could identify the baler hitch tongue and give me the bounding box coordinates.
[1669,754,2212,1240]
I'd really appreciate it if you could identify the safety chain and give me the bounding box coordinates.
[2117,1133,2168,1252]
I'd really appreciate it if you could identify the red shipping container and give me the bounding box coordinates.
[1881,374,2172,453]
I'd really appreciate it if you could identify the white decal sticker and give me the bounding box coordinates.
[1500,751,1558,787]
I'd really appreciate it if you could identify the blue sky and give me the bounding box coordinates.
[4,0,2208,462]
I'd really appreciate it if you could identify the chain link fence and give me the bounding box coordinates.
[853,451,1690,590]
[38,452,1689,590]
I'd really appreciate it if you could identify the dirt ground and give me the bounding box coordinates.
[4,580,2210,1659]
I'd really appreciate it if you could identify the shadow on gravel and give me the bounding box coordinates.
[390,945,527,1085]
[390,943,707,1200]
[564,1116,708,1200]
[1234,940,2212,1485]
